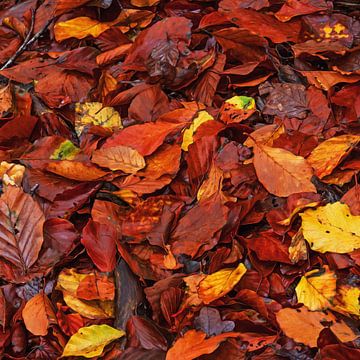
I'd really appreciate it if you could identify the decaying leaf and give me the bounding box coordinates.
[295,266,336,311]
[332,286,360,317]
[0,162,25,186]
[75,102,122,135]
[300,202,360,253]
[62,324,125,358]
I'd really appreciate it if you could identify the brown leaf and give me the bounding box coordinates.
[0,186,44,273]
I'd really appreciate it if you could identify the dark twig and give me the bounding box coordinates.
[0,9,52,71]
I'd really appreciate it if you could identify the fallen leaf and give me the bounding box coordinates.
[194,307,235,336]
[276,306,357,347]
[300,202,360,253]
[0,162,25,186]
[0,186,44,274]
[166,329,240,360]
[198,263,247,304]
[131,0,160,7]
[62,324,125,358]
[75,102,122,135]
[332,286,360,317]
[22,293,56,336]
[307,134,360,179]
[0,84,13,117]
[92,145,146,173]
[253,143,316,197]
[54,17,111,42]
[295,266,336,311]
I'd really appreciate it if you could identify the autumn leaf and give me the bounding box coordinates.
[220,95,256,123]
[0,83,13,117]
[300,202,360,253]
[0,186,44,274]
[131,0,160,6]
[75,102,122,135]
[198,263,247,304]
[22,293,56,336]
[295,266,336,311]
[181,111,214,151]
[276,307,358,347]
[307,134,360,179]
[166,329,240,360]
[0,162,25,186]
[92,145,146,173]
[62,324,125,358]
[253,143,316,197]
[50,140,80,160]
[332,286,360,317]
[54,17,111,42]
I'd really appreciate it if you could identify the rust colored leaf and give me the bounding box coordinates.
[0,186,44,273]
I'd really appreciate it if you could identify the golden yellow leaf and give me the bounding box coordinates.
[225,95,255,110]
[276,306,357,347]
[198,263,247,304]
[75,102,122,136]
[63,293,114,319]
[295,266,336,311]
[300,202,360,253]
[22,293,56,336]
[54,17,111,42]
[57,268,88,296]
[197,164,223,202]
[253,144,316,197]
[62,324,125,358]
[181,111,213,151]
[332,286,360,317]
[0,161,25,186]
[307,134,360,179]
[92,145,146,173]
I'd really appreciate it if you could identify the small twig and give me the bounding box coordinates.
[0,9,35,70]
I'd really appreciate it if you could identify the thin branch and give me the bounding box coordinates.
[0,10,52,71]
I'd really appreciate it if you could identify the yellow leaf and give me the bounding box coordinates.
[63,293,114,319]
[295,266,336,311]
[253,144,316,197]
[75,102,122,136]
[276,306,357,347]
[62,324,125,358]
[181,111,213,151]
[0,161,25,186]
[332,286,360,317]
[50,140,80,160]
[307,134,360,179]
[54,17,111,42]
[198,263,247,304]
[300,202,360,253]
[92,145,146,173]
[57,268,88,296]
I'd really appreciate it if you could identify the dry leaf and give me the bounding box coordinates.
[62,324,125,358]
[295,266,336,311]
[22,293,56,336]
[276,307,357,347]
[332,286,360,317]
[92,145,146,173]
[253,144,316,197]
[300,202,360,253]
[307,134,360,179]
[198,263,247,304]
[0,162,25,186]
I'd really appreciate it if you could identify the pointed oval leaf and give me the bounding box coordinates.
[62,324,125,358]
[300,202,360,253]
[253,144,316,197]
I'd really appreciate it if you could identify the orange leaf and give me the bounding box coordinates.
[253,143,316,197]
[22,293,56,336]
[166,329,240,360]
[92,145,146,173]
